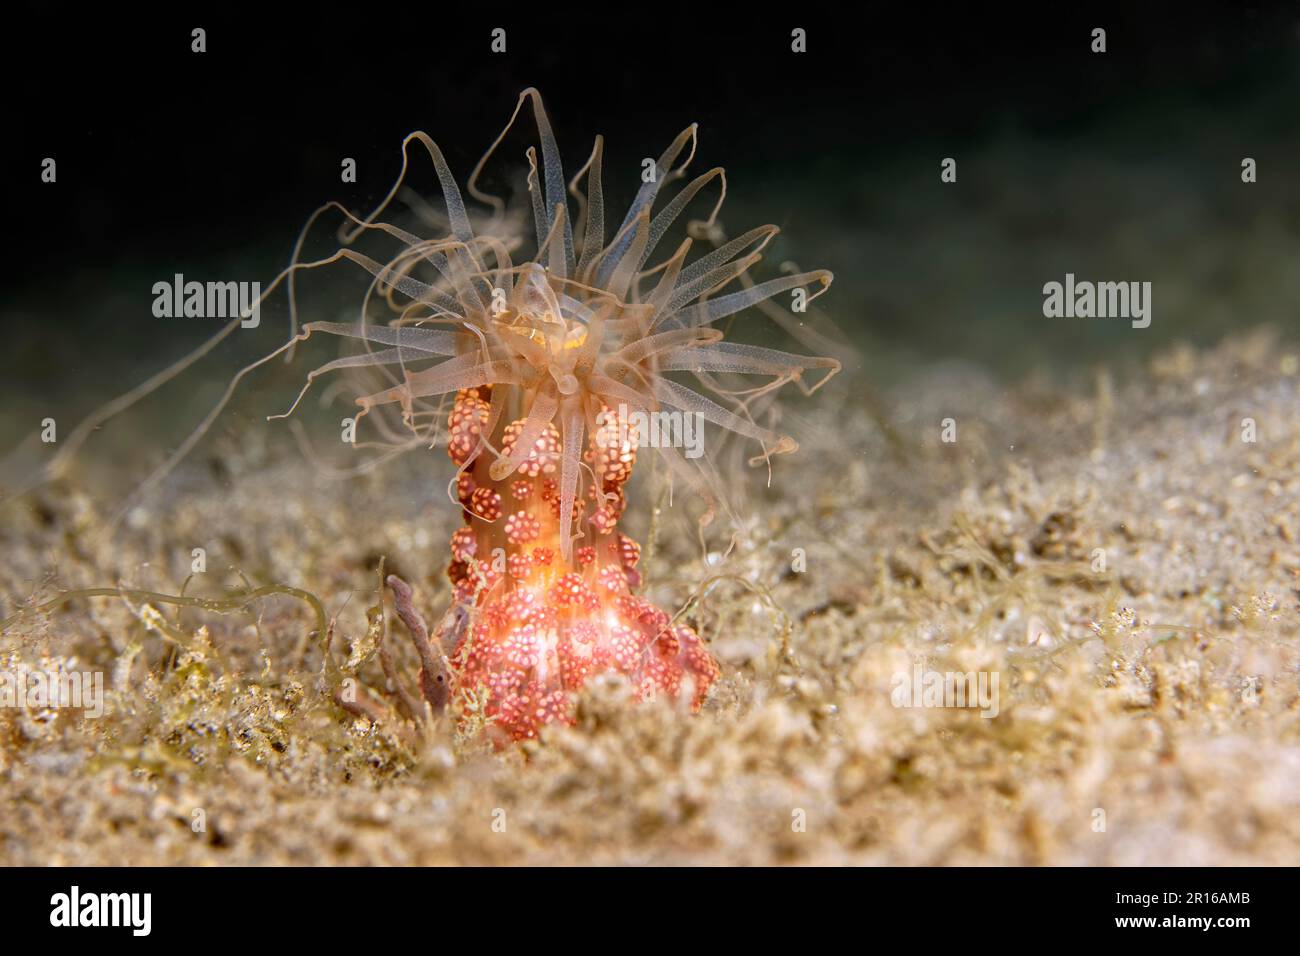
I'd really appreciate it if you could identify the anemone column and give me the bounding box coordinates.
[443,386,720,743]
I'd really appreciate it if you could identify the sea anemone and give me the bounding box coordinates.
[26,88,841,747]
[275,89,841,744]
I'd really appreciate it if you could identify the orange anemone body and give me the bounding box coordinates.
[446,385,720,744]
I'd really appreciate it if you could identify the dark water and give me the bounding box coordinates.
[4,7,1299,448]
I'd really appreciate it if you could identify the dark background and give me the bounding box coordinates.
[4,2,1300,430]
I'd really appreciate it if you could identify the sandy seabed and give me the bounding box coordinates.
[1,328,1297,865]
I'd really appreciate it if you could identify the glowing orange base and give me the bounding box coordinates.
[444,387,719,744]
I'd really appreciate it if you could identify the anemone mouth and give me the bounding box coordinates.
[494,265,603,355]
[495,309,589,354]
[493,306,592,361]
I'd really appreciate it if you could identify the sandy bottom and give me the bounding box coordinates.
[1,328,1297,865]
